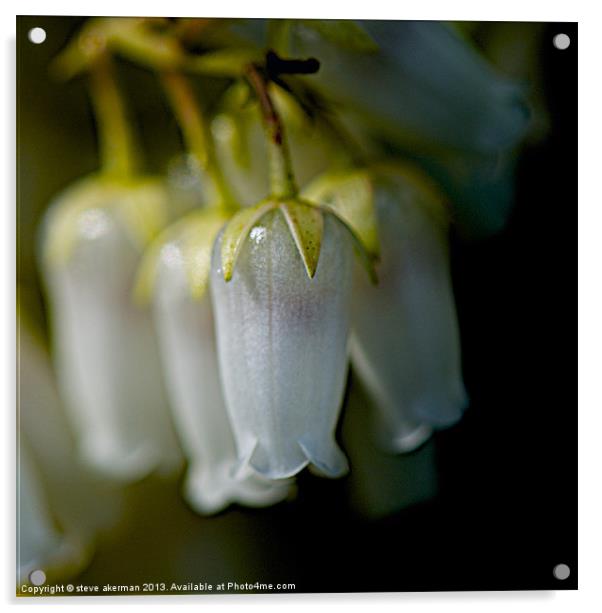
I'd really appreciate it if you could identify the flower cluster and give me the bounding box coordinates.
[26,18,529,565]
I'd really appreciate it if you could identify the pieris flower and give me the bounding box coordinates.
[349,165,468,451]
[210,201,356,479]
[137,210,291,513]
[40,175,182,481]
[18,314,122,548]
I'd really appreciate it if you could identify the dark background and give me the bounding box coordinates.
[17,17,577,593]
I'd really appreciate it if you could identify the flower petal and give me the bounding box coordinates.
[211,209,353,479]
[41,192,182,480]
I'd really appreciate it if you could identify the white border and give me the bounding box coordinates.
[2,0,591,21]
[4,1,601,611]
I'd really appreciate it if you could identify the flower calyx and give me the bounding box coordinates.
[220,197,376,284]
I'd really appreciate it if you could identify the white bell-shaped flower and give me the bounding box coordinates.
[18,313,122,549]
[40,176,182,481]
[142,211,292,513]
[210,204,354,479]
[350,168,468,452]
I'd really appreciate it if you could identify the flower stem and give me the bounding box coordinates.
[88,54,138,178]
[245,63,298,200]
[160,70,236,210]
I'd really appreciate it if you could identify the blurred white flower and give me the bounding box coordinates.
[18,315,123,557]
[350,166,468,452]
[288,20,528,156]
[40,176,183,481]
[144,211,292,513]
[210,207,353,479]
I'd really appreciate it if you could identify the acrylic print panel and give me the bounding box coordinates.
[16,16,577,596]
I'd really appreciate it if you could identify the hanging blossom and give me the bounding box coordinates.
[137,208,293,512]
[210,202,360,479]
[40,176,183,479]
[305,164,467,452]
[40,53,182,480]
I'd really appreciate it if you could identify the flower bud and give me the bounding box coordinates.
[210,204,354,479]
[350,167,468,451]
[40,175,182,480]
[143,211,291,513]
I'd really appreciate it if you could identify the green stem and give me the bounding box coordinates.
[160,70,235,210]
[245,63,298,199]
[88,54,138,178]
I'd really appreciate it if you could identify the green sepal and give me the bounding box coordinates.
[221,198,325,282]
[134,208,231,305]
[299,20,379,54]
[43,174,169,269]
[220,200,277,282]
[220,197,376,284]
[303,169,380,260]
[279,200,323,279]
